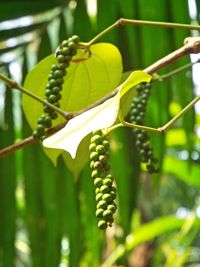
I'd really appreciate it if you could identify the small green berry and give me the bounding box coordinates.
[96,145,105,154]
[62,47,70,55]
[97,200,107,210]
[93,129,103,136]
[107,204,116,213]
[53,70,63,78]
[99,155,107,164]
[89,143,96,152]
[95,188,100,195]
[37,124,45,133]
[57,54,65,63]
[61,40,68,47]
[110,190,116,200]
[50,112,58,119]
[90,151,99,161]
[103,209,112,220]
[52,86,61,94]
[103,178,113,187]
[91,135,103,145]
[95,193,103,202]
[71,35,80,43]
[102,193,112,203]
[94,178,103,187]
[100,185,109,194]
[95,208,104,218]
[91,170,99,178]
[93,161,102,169]
[98,220,107,230]
[33,130,40,138]
[48,94,57,103]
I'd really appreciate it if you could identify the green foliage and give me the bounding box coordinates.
[0,1,199,267]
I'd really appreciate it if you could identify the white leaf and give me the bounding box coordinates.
[43,92,120,159]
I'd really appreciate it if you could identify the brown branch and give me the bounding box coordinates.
[0,123,66,158]
[0,36,200,159]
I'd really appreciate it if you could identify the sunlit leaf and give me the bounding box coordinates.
[163,156,200,188]
[22,42,123,167]
[119,70,152,97]
[43,92,120,159]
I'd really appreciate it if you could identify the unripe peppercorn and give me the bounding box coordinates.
[98,220,107,230]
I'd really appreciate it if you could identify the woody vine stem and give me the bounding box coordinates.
[0,19,200,158]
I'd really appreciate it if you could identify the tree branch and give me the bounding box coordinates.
[0,74,70,119]
[0,36,200,158]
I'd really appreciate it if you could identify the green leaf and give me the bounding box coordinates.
[119,70,151,98]
[163,156,200,188]
[23,43,122,127]
[103,216,190,267]
[22,42,123,168]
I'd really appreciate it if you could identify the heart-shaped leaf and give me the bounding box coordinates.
[22,42,123,170]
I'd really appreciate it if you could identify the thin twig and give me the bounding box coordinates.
[154,59,200,81]
[87,18,200,46]
[0,74,70,119]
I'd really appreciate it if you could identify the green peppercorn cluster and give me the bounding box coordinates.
[32,35,80,140]
[89,130,117,230]
[130,82,159,173]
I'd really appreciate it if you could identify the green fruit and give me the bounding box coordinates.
[96,209,104,218]
[90,135,102,145]
[33,130,40,138]
[99,155,107,164]
[71,35,80,43]
[103,209,112,220]
[90,160,94,169]
[95,188,100,195]
[49,79,58,88]
[90,151,99,161]
[103,178,113,187]
[62,47,70,55]
[50,112,58,119]
[95,193,103,202]
[61,40,68,47]
[96,145,105,154]
[102,193,112,203]
[52,86,61,94]
[45,89,51,97]
[48,94,57,103]
[51,64,58,72]
[91,170,99,178]
[68,41,76,49]
[110,190,116,200]
[107,204,116,213]
[56,78,64,85]
[89,143,96,152]
[98,220,107,230]
[97,200,107,210]
[93,129,102,136]
[94,178,103,187]
[53,102,60,108]
[93,161,102,169]
[57,54,65,63]
[53,70,63,78]
[100,185,109,194]
[102,140,109,149]
[37,124,45,133]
